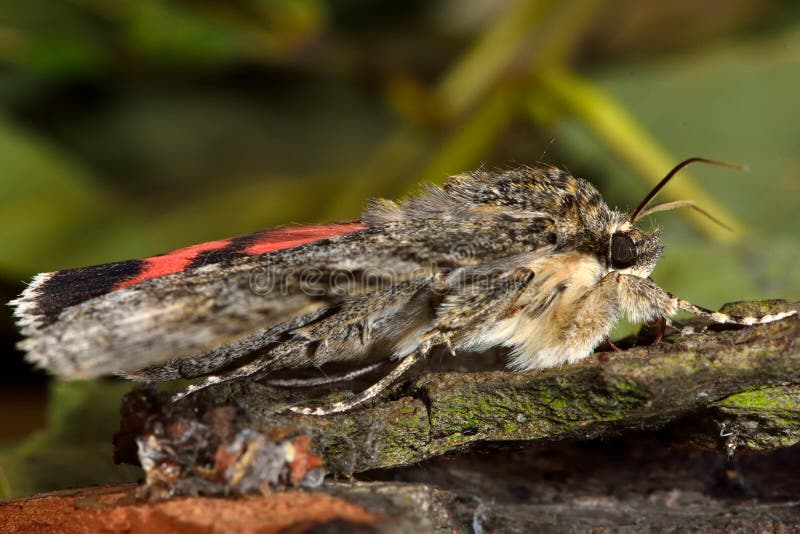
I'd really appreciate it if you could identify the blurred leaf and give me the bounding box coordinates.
[23,33,110,78]
[0,381,141,498]
[531,67,745,240]
[418,84,517,186]
[126,1,248,65]
[436,0,557,120]
[555,25,800,238]
[544,25,800,306]
[0,115,142,275]
[124,0,325,65]
[149,174,346,246]
[325,0,605,216]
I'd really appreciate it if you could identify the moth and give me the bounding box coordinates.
[10,158,797,415]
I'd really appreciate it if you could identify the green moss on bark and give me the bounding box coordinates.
[156,300,800,474]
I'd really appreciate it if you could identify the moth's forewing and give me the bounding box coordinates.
[11,222,367,379]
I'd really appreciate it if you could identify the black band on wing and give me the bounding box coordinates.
[34,259,145,326]
[185,234,258,269]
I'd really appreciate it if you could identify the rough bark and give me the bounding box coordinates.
[117,300,800,477]
[9,300,800,532]
[8,441,800,533]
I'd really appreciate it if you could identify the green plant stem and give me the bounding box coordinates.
[323,0,564,218]
[532,67,745,240]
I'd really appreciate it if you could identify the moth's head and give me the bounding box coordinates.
[607,222,663,278]
[609,157,744,277]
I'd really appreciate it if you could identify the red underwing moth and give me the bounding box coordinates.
[10,158,797,415]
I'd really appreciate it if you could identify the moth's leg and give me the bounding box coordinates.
[615,274,677,324]
[265,361,385,388]
[617,274,797,326]
[645,317,667,344]
[127,349,250,381]
[551,272,623,365]
[288,267,535,414]
[171,349,285,402]
[604,337,621,351]
[663,317,701,336]
[289,345,428,416]
[620,275,799,339]
[291,278,432,369]
[545,272,666,364]
[432,267,537,335]
[553,273,667,362]
[674,298,797,326]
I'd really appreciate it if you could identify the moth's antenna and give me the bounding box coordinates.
[630,157,746,223]
[539,137,556,161]
[635,199,733,231]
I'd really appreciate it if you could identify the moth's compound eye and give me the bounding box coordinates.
[610,233,637,268]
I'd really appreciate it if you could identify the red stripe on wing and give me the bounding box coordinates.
[114,221,366,290]
[244,222,366,255]
[115,239,232,289]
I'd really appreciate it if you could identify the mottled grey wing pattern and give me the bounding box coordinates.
[12,166,588,382]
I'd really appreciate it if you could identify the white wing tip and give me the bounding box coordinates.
[8,272,53,332]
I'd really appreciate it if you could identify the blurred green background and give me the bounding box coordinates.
[1,0,799,498]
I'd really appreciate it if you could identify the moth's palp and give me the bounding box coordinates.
[631,157,746,223]
[634,199,732,231]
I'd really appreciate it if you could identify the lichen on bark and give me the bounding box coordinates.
[117,299,800,477]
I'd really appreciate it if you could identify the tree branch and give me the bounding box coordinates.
[117,300,800,480]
